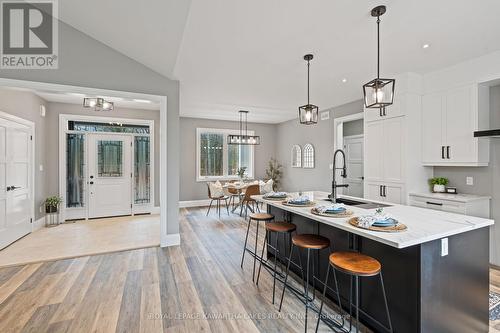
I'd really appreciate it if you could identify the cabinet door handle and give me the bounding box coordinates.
[383,107,387,116]
[379,108,383,117]
[379,185,383,197]
[426,201,443,206]
[383,185,387,197]
[441,146,445,159]
[447,146,450,159]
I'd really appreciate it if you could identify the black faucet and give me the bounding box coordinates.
[330,149,349,203]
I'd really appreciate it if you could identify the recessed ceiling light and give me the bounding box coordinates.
[133,99,152,103]
[342,78,347,83]
[422,43,430,49]
[67,92,85,97]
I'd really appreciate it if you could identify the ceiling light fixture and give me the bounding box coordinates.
[422,43,430,49]
[83,97,114,111]
[363,5,395,109]
[228,110,260,145]
[342,78,348,83]
[299,54,318,125]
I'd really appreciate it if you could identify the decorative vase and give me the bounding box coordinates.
[433,184,446,193]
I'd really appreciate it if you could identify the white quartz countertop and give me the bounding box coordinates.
[253,191,494,249]
[409,192,491,203]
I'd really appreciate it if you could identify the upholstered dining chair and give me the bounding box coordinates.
[240,184,261,218]
[206,183,229,217]
[225,180,242,210]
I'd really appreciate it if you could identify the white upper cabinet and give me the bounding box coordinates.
[421,84,489,166]
[365,94,404,122]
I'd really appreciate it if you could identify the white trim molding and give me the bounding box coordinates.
[162,233,180,247]
[179,199,211,208]
[333,112,364,152]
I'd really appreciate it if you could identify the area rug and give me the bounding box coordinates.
[490,292,500,321]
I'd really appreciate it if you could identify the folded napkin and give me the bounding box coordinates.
[357,213,394,228]
[315,204,346,214]
[287,196,311,204]
[264,191,287,198]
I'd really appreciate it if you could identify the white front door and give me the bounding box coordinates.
[0,117,33,250]
[88,134,132,218]
[343,135,364,198]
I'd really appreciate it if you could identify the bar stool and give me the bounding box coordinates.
[316,251,393,333]
[240,212,274,282]
[279,233,331,333]
[255,221,297,304]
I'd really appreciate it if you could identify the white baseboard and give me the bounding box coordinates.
[32,216,45,232]
[150,206,160,214]
[179,199,211,208]
[161,233,180,247]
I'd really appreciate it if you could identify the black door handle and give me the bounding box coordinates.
[379,185,382,197]
[426,201,443,206]
[447,146,450,159]
[89,181,94,185]
[441,146,445,159]
[383,185,387,197]
[90,175,94,179]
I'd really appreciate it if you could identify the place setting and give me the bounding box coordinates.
[281,194,316,207]
[348,208,407,232]
[262,191,289,201]
[311,203,354,218]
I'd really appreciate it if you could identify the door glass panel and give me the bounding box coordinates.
[98,140,123,177]
[134,136,150,204]
[66,134,85,208]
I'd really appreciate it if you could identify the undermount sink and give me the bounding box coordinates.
[323,196,392,209]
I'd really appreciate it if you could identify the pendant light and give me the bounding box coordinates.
[363,5,395,109]
[83,97,114,111]
[299,54,318,125]
[228,110,260,145]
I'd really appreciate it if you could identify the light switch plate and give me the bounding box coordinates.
[329,163,333,170]
[466,176,474,186]
[441,238,448,256]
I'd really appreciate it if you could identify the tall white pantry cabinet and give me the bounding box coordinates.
[364,73,432,204]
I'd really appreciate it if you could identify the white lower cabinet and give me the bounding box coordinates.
[365,181,404,205]
[409,193,490,218]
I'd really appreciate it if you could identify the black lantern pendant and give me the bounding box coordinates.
[363,5,395,109]
[228,110,260,145]
[299,54,319,125]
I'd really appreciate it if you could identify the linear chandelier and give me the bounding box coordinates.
[363,5,395,109]
[83,97,114,111]
[228,110,260,145]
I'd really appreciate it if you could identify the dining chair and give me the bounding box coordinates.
[226,180,241,210]
[240,184,261,218]
[206,183,229,217]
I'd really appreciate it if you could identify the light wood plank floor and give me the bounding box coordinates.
[0,214,160,268]
[0,207,496,332]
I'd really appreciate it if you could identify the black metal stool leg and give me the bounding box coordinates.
[355,275,359,333]
[279,244,295,311]
[297,247,307,295]
[315,263,330,333]
[252,218,260,282]
[225,199,229,215]
[240,218,251,268]
[380,272,393,333]
[304,248,310,333]
[206,199,213,216]
[256,230,268,285]
[272,230,279,303]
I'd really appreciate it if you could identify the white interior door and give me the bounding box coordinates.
[0,117,33,250]
[88,134,132,218]
[343,135,364,197]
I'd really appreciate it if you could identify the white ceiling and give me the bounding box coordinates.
[58,0,500,123]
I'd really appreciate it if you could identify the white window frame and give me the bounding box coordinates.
[196,127,255,182]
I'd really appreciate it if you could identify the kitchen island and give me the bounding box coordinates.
[254,191,494,333]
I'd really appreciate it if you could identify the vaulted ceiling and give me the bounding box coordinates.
[59,0,500,123]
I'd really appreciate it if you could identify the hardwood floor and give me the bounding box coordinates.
[0,207,496,332]
[0,214,160,268]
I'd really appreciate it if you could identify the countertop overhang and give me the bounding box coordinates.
[253,191,494,249]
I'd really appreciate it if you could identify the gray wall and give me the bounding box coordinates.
[179,117,276,201]
[0,18,180,235]
[434,85,500,263]
[45,102,160,206]
[343,119,364,137]
[0,88,48,219]
[276,100,363,192]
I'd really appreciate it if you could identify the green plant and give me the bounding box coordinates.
[45,196,63,209]
[236,167,247,178]
[265,158,283,191]
[429,177,449,186]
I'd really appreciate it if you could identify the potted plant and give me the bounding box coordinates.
[45,196,62,213]
[429,177,449,193]
[265,158,283,191]
[236,167,247,181]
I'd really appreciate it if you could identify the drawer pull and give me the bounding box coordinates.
[426,201,443,206]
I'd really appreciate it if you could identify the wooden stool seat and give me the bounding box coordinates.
[330,251,381,277]
[292,234,330,250]
[265,221,296,233]
[249,213,274,221]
